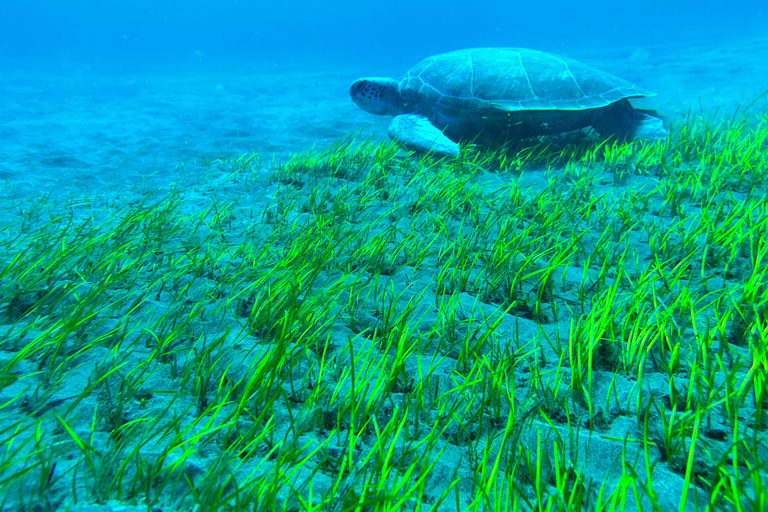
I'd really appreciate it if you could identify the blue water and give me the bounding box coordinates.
[2,0,766,68]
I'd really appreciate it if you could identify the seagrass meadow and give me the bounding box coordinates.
[0,110,766,512]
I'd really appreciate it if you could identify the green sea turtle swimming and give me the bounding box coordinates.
[350,48,667,156]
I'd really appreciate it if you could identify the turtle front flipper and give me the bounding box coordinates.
[387,115,460,157]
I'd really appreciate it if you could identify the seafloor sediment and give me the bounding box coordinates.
[0,31,766,512]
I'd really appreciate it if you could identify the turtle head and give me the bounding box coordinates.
[350,77,401,116]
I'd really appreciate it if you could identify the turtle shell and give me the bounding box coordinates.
[399,48,652,115]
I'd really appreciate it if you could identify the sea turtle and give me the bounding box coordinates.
[350,47,667,156]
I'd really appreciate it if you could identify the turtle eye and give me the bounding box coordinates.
[350,80,368,98]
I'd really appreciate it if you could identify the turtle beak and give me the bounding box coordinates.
[349,80,369,103]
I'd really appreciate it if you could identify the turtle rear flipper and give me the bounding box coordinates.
[628,108,668,141]
[388,114,460,157]
[592,99,668,141]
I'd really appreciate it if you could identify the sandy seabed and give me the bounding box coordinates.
[0,27,767,512]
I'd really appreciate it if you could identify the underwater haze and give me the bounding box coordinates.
[2,0,767,65]
[1,1,768,512]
